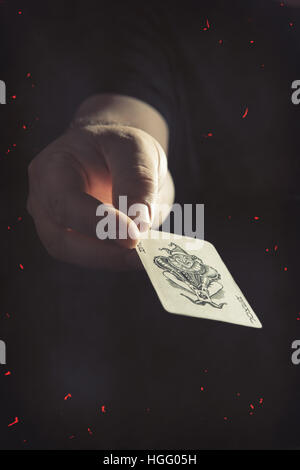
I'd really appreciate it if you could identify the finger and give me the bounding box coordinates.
[29,198,140,270]
[48,190,140,249]
[33,152,140,248]
[102,128,168,228]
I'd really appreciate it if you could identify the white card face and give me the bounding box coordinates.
[136,230,262,329]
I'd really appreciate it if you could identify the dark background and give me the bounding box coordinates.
[0,0,300,449]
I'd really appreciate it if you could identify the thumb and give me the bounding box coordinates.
[102,127,167,231]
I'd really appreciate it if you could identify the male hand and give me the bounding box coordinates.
[27,122,174,270]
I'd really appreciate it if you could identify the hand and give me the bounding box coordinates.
[27,123,175,270]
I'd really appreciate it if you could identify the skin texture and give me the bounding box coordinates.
[27,94,174,270]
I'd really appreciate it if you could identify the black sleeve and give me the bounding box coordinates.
[85,1,175,127]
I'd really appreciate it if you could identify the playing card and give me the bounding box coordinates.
[136,230,262,328]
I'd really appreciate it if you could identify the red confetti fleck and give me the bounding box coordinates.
[22,125,27,130]
[218,39,223,45]
[7,226,11,230]
[101,405,106,413]
[289,22,294,28]
[259,398,264,405]
[26,73,31,78]
[4,371,11,376]
[203,132,213,138]
[11,95,16,100]
[284,266,288,271]
[249,40,255,44]
[250,404,254,410]
[206,19,210,29]
[242,107,249,119]
[17,216,22,221]
[274,245,278,252]
[19,264,24,270]
[265,248,269,252]
[8,417,19,427]
[64,393,72,401]
[87,427,93,435]
[18,11,22,15]
[253,216,259,220]
[200,386,204,391]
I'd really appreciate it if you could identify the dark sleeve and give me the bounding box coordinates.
[82,1,175,127]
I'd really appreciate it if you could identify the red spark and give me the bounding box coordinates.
[253,216,259,220]
[64,393,72,401]
[249,40,255,45]
[200,386,204,391]
[259,398,264,405]
[265,248,269,252]
[284,266,288,271]
[19,264,24,270]
[206,19,210,29]
[242,107,249,119]
[4,371,11,376]
[22,125,27,130]
[274,245,278,251]
[7,226,11,230]
[8,417,19,427]
[87,427,93,435]
[11,95,16,100]
[250,404,254,410]
[101,405,106,413]
[18,11,22,15]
